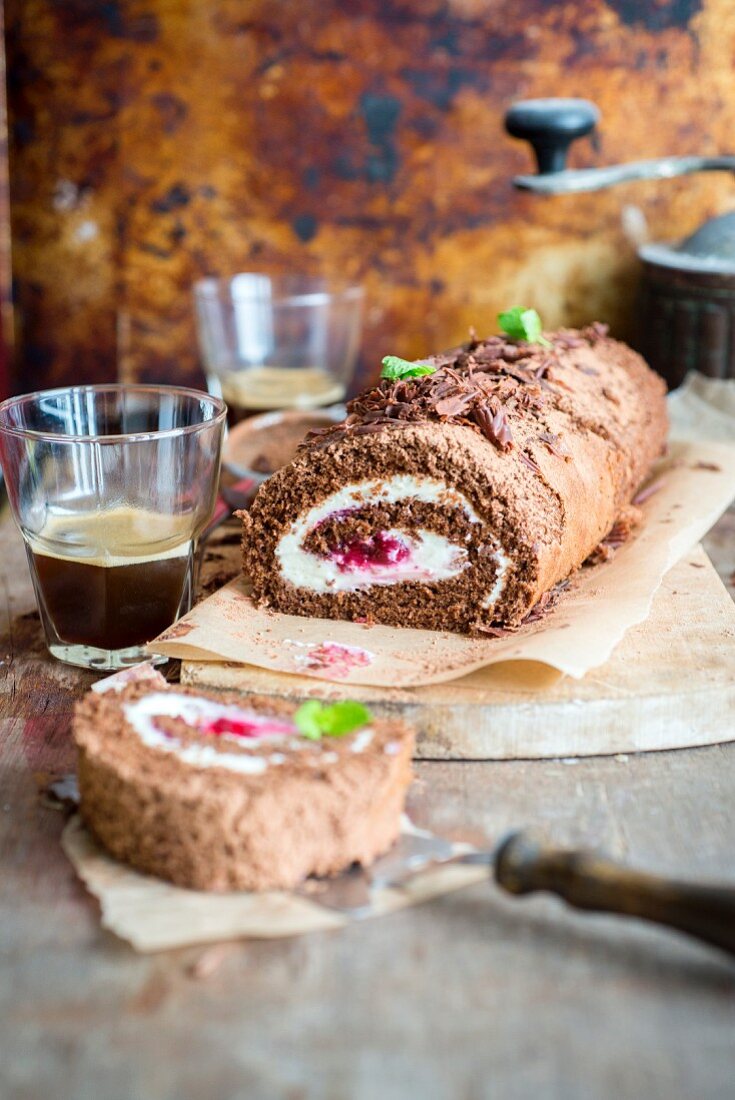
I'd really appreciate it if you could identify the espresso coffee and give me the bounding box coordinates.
[26,508,194,652]
[217,365,345,425]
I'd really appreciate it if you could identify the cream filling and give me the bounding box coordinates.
[481,547,513,609]
[275,474,512,608]
[349,729,374,754]
[122,691,374,775]
[282,526,468,592]
[122,691,295,774]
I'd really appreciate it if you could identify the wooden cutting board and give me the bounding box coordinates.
[181,545,735,760]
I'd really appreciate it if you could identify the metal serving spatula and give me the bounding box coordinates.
[304,828,735,959]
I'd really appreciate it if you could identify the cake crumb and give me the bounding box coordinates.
[188,943,237,980]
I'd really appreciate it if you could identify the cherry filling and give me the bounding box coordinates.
[153,713,294,740]
[203,715,296,739]
[300,642,373,674]
[205,716,274,738]
[331,531,411,572]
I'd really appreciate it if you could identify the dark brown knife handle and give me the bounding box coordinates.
[495,832,735,958]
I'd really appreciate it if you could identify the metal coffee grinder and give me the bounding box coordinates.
[505,98,735,388]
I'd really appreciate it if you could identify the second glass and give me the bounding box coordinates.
[194,273,364,423]
[0,384,226,670]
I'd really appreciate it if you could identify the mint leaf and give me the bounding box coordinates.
[293,700,324,740]
[321,701,372,736]
[294,700,372,740]
[381,355,436,381]
[498,307,552,348]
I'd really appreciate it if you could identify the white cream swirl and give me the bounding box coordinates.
[275,474,511,608]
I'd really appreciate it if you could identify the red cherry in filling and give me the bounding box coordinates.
[333,531,411,571]
[205,716,270,738]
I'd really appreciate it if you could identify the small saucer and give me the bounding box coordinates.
[222,406,346,484]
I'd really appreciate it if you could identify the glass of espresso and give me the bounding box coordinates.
[194,273,363,424]
[0,384,226,670]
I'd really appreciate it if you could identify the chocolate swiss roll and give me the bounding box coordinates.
[241,324,668,634]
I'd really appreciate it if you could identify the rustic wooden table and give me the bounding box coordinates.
[2,506,734,1100]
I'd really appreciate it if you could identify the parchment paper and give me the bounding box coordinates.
[668,371,735,443]
[61,815,487,952]
[147,436,734,686]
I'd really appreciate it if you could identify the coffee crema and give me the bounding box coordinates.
[217,365,345,425]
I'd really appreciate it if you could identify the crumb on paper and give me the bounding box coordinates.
[282,640,374,680]
[187,942,237,980]
[92,662,168,694]
[692,461,722,472]
[156,621,195,642]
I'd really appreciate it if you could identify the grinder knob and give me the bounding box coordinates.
[505,98,600,175]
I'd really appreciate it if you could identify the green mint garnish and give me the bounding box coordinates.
[498,307,552,348]
[381,355,436,381]
[294,699,372,741]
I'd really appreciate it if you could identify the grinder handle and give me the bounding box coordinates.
[495,832,735,958]
[505,98,600,174]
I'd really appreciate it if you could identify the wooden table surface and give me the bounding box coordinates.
[2,506,735,1100]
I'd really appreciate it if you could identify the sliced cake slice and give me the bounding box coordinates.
[73,683,414,892]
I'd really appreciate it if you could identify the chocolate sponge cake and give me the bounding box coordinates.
[241,323,668,633]
[74,683,414,892]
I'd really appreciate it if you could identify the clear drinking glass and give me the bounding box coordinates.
[194,273,364,424]
[0,384,226,670]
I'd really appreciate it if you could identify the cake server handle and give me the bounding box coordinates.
[493,832,735,958]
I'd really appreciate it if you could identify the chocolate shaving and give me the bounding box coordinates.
[521,579,571,626]
[585,504,642,565]
[521,588,553,624]
[473,404,513,450]
[471,623,510,637]
[305,325,607,461]
[435,392,474,417]
[519,451,542,475]
[585,321,610,341]
[632,476,666,505]
[472,578,570,636]
[538,431,570,459]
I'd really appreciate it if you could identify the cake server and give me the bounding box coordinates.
[305,829,735,959]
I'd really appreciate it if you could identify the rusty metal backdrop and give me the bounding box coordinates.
[7,0,735,393]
